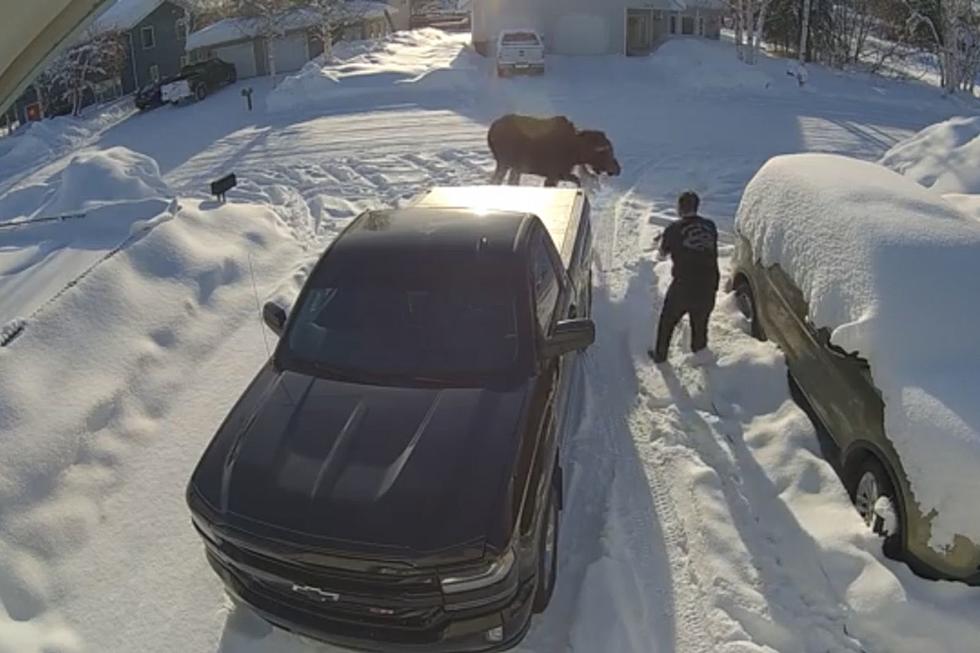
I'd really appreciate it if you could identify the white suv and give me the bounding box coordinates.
[496,30,545,77]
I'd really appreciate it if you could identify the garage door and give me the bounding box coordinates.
[553,14,610,54]
[269,33,309,73]
[213,42,256,78]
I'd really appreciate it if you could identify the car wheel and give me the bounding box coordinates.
[195,84,208,101]
[848,456,904,559]
[532,476,560,613]
[733,276,765,340]
[497,66,509,78]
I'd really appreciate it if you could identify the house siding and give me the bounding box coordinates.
[126,1,189,92]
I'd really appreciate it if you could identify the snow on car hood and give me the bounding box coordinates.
[735,153,980,551]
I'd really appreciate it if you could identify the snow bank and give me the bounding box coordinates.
[735,153,980,551]
[266,30,478,112]
[0,199,302,652]
[0,147,176,326]
[648,39,776,93]
[880,116,980,194]
[1,146,171,224]
[43,147,172,215]
[0,101,135,186]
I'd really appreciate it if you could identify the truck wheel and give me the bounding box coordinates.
[195,84,208,101]
[532,476,560,613]
[497,66,509,78]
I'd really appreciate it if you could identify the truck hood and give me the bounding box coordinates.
[193,368,531,556]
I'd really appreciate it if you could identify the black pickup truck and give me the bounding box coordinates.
[160,58,236,104]
[186,186,595,651]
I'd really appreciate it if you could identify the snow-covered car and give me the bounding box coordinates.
[186,186,595,651]
[496,30,545,77]
[730,153,980,584]
[161,58,237,105]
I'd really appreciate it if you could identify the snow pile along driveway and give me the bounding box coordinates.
[880,115,980,194]
[0,199,303,653]
[0,148,177,329]
[266,29,480,112]
[736,153,980,550]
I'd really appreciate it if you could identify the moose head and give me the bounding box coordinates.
[576,130,621,177]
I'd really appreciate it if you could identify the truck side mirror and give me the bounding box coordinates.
[541,318,595,358]
[262,301,287,336]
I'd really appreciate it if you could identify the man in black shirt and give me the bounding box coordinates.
[648,191,720,364]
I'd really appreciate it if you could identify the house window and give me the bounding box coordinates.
[141,25,156,49]
[149,64,160,82]
[176,17,188,40]
[669,15,677,34]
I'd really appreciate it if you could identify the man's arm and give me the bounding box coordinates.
[657,224,672,260]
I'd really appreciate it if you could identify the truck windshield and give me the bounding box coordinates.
[281,253,531,386]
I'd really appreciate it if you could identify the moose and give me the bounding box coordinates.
[487,114,621,187]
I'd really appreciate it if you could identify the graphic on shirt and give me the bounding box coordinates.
[680,222,715,251]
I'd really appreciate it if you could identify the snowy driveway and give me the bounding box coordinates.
[2,34,979,653]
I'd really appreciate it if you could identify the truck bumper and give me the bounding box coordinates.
[205,547,537,653]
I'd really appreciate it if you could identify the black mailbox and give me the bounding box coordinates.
[210,174,237,202]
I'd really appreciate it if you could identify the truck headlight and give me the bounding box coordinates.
[440,549,518,610]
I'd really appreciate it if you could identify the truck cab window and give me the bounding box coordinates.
[531,228,560,333]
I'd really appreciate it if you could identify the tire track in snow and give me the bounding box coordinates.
[581,174,719,653]
[592,164,867,653]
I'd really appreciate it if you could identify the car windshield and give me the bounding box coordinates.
[502,32,539,44]
[281,254,529,386]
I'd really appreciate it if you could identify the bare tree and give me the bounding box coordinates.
[39,28,127,116]
[905,0,980,93]
[728,0,774,63]
[306,0,372,56]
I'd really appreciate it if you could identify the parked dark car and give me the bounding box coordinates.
[730,236,980,585]
[134,81,164,111]
[161,58,237,104]
[187,187,596,651]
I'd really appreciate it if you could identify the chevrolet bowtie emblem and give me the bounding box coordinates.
[290,584,340,602]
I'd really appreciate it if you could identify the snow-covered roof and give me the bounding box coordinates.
[736,153,980,552]
[91,0,165,33]
[186,3,395,51]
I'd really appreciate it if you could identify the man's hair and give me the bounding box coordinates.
[678,191,700,217]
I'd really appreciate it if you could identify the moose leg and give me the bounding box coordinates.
[491,163,507,185]
[506,168,522,185]
[543,177,558,187]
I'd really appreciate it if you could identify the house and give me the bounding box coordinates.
[11,0,191,123]
[471,0,725,57]
[185,3,398,79]
[93,0,192,93]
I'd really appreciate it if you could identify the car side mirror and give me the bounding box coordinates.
[542,318,595,358]
[262,301,287,336]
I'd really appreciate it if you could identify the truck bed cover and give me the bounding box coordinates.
[412,186,586,270]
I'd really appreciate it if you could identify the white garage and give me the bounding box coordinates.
[213,42,257,79]
[471,0,724,56]
[269,32,310,74]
